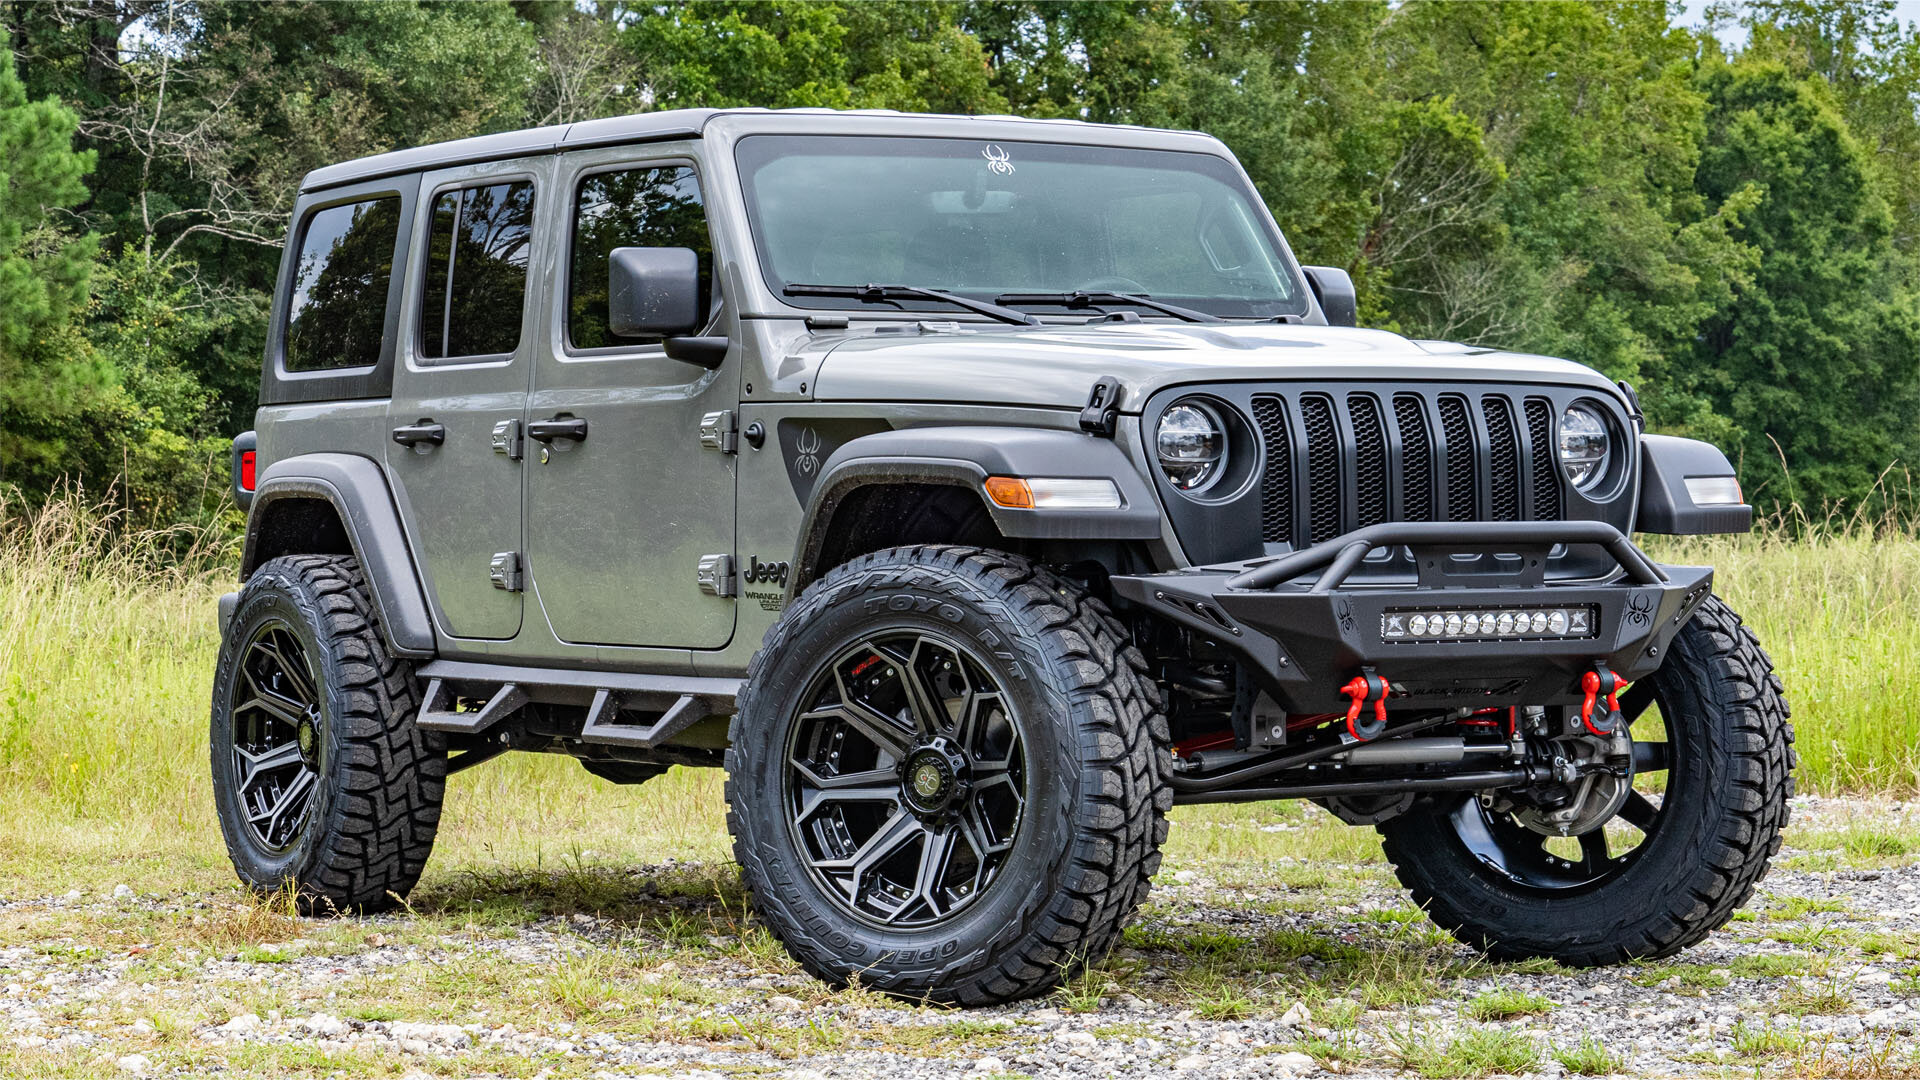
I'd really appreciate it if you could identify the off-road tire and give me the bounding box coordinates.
[727,545,1171,1005]
[210,555,445,913]
[1379,594,1794,965]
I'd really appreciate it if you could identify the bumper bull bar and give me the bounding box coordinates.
[1112,521,1713,715]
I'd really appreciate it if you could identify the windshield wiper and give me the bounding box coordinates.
[995,291,1222,324]
[784,283,1039,326]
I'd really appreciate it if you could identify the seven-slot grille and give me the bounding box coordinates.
[1250,390,1565,547]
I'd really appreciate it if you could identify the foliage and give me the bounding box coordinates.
[3,0,1920,519]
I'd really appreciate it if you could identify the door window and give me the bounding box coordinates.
[567,166,712,349]
[284,196,402,371]
[420,181,536,360]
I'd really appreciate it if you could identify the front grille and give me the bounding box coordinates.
[1252,389,1565,547]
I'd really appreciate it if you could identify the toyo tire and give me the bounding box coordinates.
[1378,594,1794,965]
[727,545,1171,1005]
[209,554,446,913]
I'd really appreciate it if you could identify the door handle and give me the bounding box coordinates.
[527,417,589,443]
[391,421,446,447]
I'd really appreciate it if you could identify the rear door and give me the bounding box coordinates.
[523,150,737,649]
[384,160,546,641]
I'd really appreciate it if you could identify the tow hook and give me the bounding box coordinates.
[1339,669,1394,741]
[1580,665,1634,771]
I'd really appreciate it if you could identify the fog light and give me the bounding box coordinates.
[1381,605,1598,642]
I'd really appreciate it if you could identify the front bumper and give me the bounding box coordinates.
[1112,521,1712,714]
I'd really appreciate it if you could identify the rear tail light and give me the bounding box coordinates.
[232,430,258,509]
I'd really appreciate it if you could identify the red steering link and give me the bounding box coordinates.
[1580,666,1625,736]
[1339,670,1392,741]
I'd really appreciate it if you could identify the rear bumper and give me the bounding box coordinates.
[1112,520,1712,714]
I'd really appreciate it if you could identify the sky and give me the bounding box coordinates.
[1678,0,1920,49]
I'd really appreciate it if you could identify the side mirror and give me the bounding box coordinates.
[608,246,703,337]
[1302,265,1358,328]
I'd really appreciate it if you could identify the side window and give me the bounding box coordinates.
[568,166,712,349]
[284,197,402,372]
[420,180,536,359]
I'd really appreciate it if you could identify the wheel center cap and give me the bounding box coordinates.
[901,739,967,815]
[296,717,318,766]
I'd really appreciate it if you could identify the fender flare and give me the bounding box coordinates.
[793,425,1166,577]
[1635,434,1754,535]
[242,453,436,657]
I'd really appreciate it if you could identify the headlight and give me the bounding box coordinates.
[1156,401,1225,492]
[1558,403,1611,490]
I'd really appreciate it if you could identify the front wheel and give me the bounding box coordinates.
[1380,594,1794,965]
[726,546,1170,1005]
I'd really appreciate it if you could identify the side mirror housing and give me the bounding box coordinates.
[1302,265,1358,328]
[608,246,703,337]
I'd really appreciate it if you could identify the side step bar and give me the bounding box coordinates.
[412,660,741,746]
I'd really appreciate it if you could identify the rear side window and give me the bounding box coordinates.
[421,181,536,359]
[283,197,402,371]
[568,166,711,349]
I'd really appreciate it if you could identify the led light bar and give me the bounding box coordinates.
[1381,605,1597,643]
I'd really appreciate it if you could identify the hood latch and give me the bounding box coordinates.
[1079,376,1123,437]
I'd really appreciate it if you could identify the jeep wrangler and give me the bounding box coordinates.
[212,109,1792,1006]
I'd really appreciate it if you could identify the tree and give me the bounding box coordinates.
[0,55,104,488]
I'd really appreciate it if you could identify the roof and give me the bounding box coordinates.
[297,108,1216,193]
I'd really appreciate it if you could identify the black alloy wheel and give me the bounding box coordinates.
[784,631,1027,928]
[1449,690,1673,892]
[226,621,327,852]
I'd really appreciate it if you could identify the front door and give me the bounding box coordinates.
[524,154,737,649]
[386,166,542,641]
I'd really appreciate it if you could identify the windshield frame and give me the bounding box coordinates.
[732,133,1313,322]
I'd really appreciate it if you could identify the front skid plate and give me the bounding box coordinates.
[1112,565,1714,714]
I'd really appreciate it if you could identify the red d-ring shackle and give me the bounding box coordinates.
[1580,666,1625,736]
[1339,670,1391,741]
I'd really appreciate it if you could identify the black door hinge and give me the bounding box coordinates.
[1079,376,1123,437]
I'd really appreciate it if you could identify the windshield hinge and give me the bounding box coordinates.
[1079,376,1123,437]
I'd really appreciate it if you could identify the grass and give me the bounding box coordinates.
[1461,986,1553,1021]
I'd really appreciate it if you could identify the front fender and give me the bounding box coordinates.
[243,453,436,657]
[793,426,1164,572]
[1635,434,1754,535]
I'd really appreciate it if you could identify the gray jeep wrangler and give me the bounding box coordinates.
[213,109,1792,1005]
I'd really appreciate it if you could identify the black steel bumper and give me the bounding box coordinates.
[1112,521,1713,714]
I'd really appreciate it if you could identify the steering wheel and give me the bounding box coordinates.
[1077,276,1150,294]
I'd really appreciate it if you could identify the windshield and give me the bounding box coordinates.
[735,135,1309,320]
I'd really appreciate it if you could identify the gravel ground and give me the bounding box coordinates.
[4,795,1918,1078]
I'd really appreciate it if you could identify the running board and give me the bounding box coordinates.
[411,660,740,739]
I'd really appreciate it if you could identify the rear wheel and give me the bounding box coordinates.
[210,555,445,913]
[727,546,1170,1005]
[1379,594,1793,964]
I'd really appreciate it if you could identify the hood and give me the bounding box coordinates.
[809,322,1620,411]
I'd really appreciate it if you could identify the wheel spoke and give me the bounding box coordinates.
[1578,829,1609,871]
[1620,790,1661,830]
[890,826,956,924]
[252,768,315,845]
[1632,741,1671,774]
[954,691,1001,754]
[894,637,948,739]
[790,763,901,823]
[257,635,316,706]
[816,807,922,874]
[237,668,309,727]
[1618,681,1656,725]
[804,699,914,757]
[958,803,1013,858]
[236,741,304,793]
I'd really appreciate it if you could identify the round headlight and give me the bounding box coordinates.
[1558,403,1611,490]
[1156,401,1226,492]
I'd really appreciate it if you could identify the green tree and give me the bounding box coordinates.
[0,55,104,488]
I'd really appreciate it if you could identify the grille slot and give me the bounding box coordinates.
[1300,395,1342,543]
[1349,394,1389,527]
[1251,397,1291,544]
[1394,394,1434,521]
[1438,396,1477,521]
[1482,396,1520,521]
[1525,398,1561,520]
[1247,389,1562,550]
